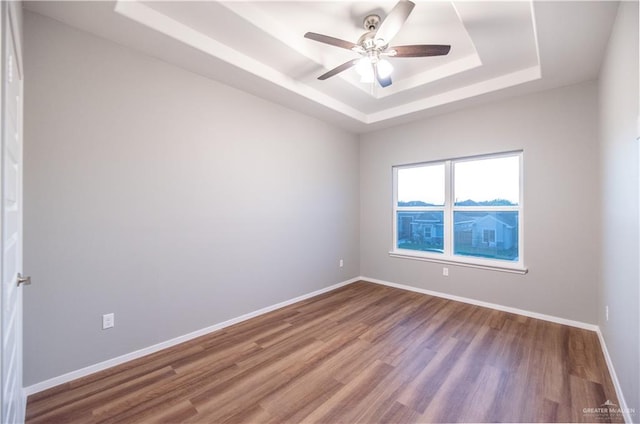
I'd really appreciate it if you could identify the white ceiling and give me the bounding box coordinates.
[25,1,620,133]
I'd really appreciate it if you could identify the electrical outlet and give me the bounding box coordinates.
[443,267,449,277]
[339,259,344,268]
[102,313,115,330]
[605,306,609,321]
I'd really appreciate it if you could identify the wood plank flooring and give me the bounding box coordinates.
[26,281,622,423]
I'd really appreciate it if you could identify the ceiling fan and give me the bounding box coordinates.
[304,0,451,88]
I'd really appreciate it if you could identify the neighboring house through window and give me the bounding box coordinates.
[391,152,525,273]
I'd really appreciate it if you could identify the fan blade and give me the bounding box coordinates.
[318,59,360,80]
[374,62,392,88]
[374,0,415,46]
[391,44,451,57]
[304,32,357,50]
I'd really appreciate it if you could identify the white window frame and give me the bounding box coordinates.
[390,151,527,274]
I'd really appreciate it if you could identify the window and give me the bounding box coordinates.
[483,229,496,244]
[396,163,444,253]
[392,152,525,273]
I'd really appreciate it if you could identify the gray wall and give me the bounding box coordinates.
[360,81,601,324]
[23,11,359,386]
[22,3,638,412]
[598,0,639,413]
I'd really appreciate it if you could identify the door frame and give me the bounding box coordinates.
[0,1,25,423]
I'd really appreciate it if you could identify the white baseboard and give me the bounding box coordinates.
[23,277,360,396]
[361,276,635,422]
[596,329,633,424]
[360,276,598,331]
[360,277,633,423]
[25,274,628,422]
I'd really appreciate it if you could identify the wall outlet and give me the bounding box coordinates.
[102,313,115,330]
[605,306,609,321]
[339,259,344,268]
[443,267,449,277]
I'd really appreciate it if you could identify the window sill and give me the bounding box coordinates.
[388,251,528,275]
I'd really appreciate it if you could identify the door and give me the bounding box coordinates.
[0,2,24,423]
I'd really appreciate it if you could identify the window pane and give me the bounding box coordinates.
[397,164,445,207]
[397,211,444,253]
[454,211,519,261]
[454,155,519,206]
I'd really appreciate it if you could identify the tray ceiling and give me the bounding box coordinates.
[25,1,620,133]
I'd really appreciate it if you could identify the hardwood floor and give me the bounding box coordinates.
[26,281,622,423]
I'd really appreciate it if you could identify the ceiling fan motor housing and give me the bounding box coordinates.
[357,32,378,51]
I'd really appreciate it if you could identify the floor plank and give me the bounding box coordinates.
[26,281,622,423]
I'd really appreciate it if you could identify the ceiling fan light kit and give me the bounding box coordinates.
[355,58,374,83]
[356,57,393,83]
[304,0,451,88]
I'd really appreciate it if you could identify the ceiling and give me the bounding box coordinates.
[25,1,620,133]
